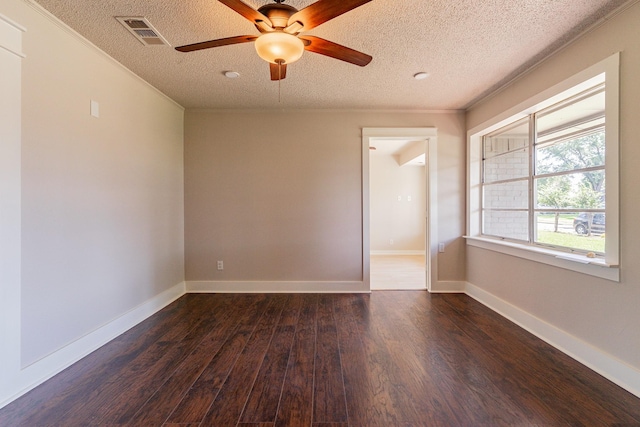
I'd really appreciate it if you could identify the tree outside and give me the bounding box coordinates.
[536,176,571,232]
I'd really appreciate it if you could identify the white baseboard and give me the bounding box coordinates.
[370,250,426,256]
[0,282,186,409]
[465,281,640,399]
[430,280,466,293]
[186,281,369,293]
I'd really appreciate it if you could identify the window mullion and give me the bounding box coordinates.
[528,114,536,244]
[534,165,605,180]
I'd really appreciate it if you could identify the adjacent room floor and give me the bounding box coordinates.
[370,254,426,290]
[1,292,639,426]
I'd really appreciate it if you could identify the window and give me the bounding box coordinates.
[467,54,619,281]
[482,83,605,253]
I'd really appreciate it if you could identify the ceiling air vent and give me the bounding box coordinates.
[116,17,169,46]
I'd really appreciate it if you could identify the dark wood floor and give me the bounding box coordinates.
[1,292,640,426]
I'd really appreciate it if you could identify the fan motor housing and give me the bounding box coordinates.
[257,3,298,29]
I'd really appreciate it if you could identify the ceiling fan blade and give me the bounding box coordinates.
[300,36,372,66]
[175,35,257,52]
[218,0,272,26]
[270,62,287,80]
[288,0,372,31]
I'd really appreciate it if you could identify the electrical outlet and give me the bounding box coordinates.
[217,260,224,270]
[438,243,445,253]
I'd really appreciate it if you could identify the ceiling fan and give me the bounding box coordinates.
[175,0,373,81]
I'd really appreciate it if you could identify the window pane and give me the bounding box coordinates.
[536,130,605,175]
[535,172,604,210]
[484,180,528,209]
[536,86,605,144]
[484,146,529,183]
[483,210,528,241]
[535,211,605,253]
[483,118,529,183]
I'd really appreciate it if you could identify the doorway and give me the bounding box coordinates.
[369,139,426,290]
[362,128,438,291]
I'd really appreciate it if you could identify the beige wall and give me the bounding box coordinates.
[184,110,466,283]
[1,0,185,371]
[370,152,426,252]
[466,2,640,370]
[0,9,25,408]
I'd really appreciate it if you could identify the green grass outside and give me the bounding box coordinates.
[537,231,605,253]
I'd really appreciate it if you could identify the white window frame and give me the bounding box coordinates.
[466,53,619,282]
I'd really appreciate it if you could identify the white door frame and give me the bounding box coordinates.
[362,128,438,291]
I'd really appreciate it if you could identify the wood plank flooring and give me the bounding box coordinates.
[1,292,640,426]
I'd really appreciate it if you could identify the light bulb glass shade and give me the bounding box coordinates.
[254,32,304,64]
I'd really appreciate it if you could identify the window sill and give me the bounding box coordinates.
[464,236,619,282]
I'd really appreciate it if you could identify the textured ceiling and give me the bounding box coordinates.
[31,0,630,110]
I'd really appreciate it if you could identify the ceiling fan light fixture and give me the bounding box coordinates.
[255,32,304,64]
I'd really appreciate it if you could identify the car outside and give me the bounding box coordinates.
[573,213,605,235]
